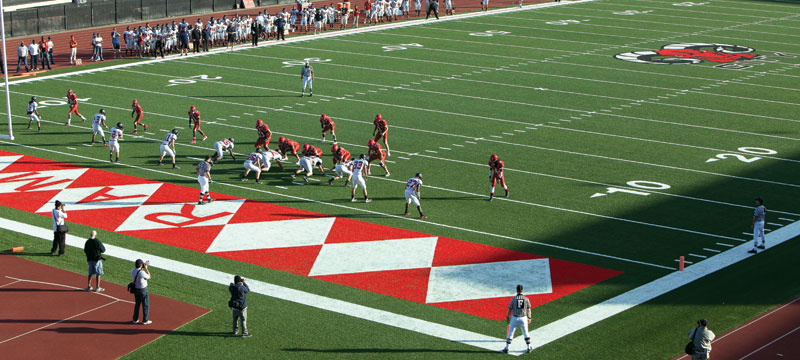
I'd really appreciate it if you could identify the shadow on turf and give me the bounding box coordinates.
[282,347,497,354]
[38,326,232,337]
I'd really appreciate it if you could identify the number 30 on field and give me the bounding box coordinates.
[706,147,777,163]
[590,180,670,198]
[382,43,423,52]
[469,30,510,37]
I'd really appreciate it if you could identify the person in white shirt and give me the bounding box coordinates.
[28,40,40,71]
[47,36,55,64]
[91,109,108,145]
[51,200,68,256]
[350,154,371,202]
[329,160,353,186]
[131,259,152,325]
[94,34,104,61]
[242,149,264,184]
[108,122,123,163]
[158,129,180,169]
[291,155,324,183]
[16,41,29,73]
[259,149,284,172]
[26,96,41,132]
[404,173,427,219]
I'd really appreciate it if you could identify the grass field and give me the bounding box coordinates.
[1,0,800,358]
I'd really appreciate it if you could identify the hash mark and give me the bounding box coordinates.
[778,217,796,222]
[490,135,503,138]
[767,222,784,227]
[230,115,240,118]
[465,141,477,144]
[702,248,721,253]
[244,113,254,116]
[439,147,451,150]
[452,144,464,147]
[675,259,693,264]
[275,186,288,189]
[502,132,515,136]
[398,156,411,160]
[66,147,77,150]
[425,150,438,154]
[715,243,734,248]
[688,253,707,259]
[514,130,526,133]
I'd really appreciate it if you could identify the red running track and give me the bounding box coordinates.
[673,297,800,360]
[0,254,209,360]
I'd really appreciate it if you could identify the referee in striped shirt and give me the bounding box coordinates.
[502,284,532,354]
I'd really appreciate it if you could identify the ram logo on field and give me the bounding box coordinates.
[614,43,758,65]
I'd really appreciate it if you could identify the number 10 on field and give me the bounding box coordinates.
[590,180,670,198]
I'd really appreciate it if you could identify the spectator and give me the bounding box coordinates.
[192,25,201,53]
[275,15,287,41]
[50,200,67,256]
[95,33,104,61]
[111,28,121,59]
[229,275,251,337]
[16,41,29,73]
[131,259,152,325]
[68,35,77,65]
[83,230,106,292]
[28,39,39,71]
[202,26,211,52]
[90,32,97,61]
[354,6,360,28]
[47,36,55,64]
[123,26,132,56]
[250,18,259,46]
[40,36,51,70]
[688,319,715,360]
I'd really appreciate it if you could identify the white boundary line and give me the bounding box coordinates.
[0,298,121,345]
[4,275,135,304]
[739,326,800,359]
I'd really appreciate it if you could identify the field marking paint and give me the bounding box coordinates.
[674,259,693,265]
[0,140,673,271]
[0,297,121,345]
[525,219,800,351]
[5,276,134,304]
[703,248,722,253]
[738,326,800,360]
[688,253,707,259]
[0,217,525,355]
[65,147,76,150]
[716,243,734,248]
[767,222,784,227]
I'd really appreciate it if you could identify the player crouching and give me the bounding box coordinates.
[90,109,108,145]
[367,139,390,176]
[278,136,301,162]
[158,129,180,169]
[108,122,123,163]
[212,138,236,163]
[404,173,427,219]
[242,149,264,184]
[291,155,325,183]
[488,154,508,201]
[26,96,42,132]
[259,148,284,172]
[320,113,337,142]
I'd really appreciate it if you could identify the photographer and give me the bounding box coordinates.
[229,275,251,337]
[131,259,152,325]
[83,230,106,292]
[51,200,68,256]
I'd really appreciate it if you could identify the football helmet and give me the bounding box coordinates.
[116,122,123,129]
[490,154,498,162]
[375,114,382,121]
[331,144,339,153]
[368,139,376,147]
[278,136,285,144]
[171,129,178,135]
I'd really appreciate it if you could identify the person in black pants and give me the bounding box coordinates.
[251,21,259,46]
[154,34,165,59]
[202,27,211,52]
[426,0,440,20]
[192,26,201,53]
[51,200,68,256]
[275,16,286,41]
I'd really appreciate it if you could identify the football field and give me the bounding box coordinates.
[1,0,800,358]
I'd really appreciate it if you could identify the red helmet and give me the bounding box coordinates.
[67,89,73,93]
[368,139,376,147]
[375,114,382,121]
[256,119,263,127]
[320,113,327,120]
[190,105,196,110]
[331,144,339,153]
[490,154,498,162]
[132,99,138,104]
[279,136,285,143]
[303,143,310,150]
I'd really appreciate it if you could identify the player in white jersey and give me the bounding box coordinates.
[212,137,236,162]
[404,173,427,219]
[291,156,324,183]
[26,96,42,132]
[350,154,371,202]
[259,148,284,172]
[158,129,180,169]
[108,122,123,163]
[328,160,353,186]
[414,0,421,15]
[242,149,264,184]
[90,109,108,145]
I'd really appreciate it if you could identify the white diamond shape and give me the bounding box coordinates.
[34,183,163,213]
[0,155,23,172]
[115,199,245,232]
[0,168,88,194]
[308,237,438,276]
[205,217,336,253]
[425,259,552,303]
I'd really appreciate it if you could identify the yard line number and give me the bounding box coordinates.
[673,2,708,6]
[706,147,777,164]
[38,98,91,109]
[613,10,653,15]
[546,19,587,25]
[590,180,671,198]
[469,30,510,37]
[281,57,332,68]
[166,74,222,87]
[382,43,424,52]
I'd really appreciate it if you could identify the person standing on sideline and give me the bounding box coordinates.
[229,275,252,337]
[688,319,715,360]
[749,197,767,254]
[426,0,440,20]
[250,20,259,46]
[83,230,106,292]
[404,173,427,219]
[47,36,55,64]
[192,25,202,53]
[28,39,39,71]
[51,200,68,256]
[131,259,152,325]
[502,284,532,354]
[68,36,77,65]
[275,15,287,41]
[197,156,215,205]
[111,28,121,59]
[300,60,314,97]
[39,36,51,70]
[94,33,104,61]
[17,41,29,72]
[201,26,211,52]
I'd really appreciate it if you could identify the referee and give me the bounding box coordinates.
[301,60,314,97]
[502,284,532,354]
[426,0,440,20]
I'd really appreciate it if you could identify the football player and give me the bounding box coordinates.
[404,173,426,219]
[158,129,180,169]
[372,114,390,156]
[320,113,337,142]
[301,143,323,158]
[188,105,207,144]
[489,154,508,201]
[65,89,87,125]
[130,99,148,134]
[90,109,108,145]
[350,154,370,202]
[255,119,272,150]
[26,96,41,132]
[291,155,325,183]
[331,144,351,167]
[367,139,390,177]
[259,148,284,172]
[108,122,123,163]
[329,158,353,186]
[213,138,236,162]
[278,136,301,162]
[242,149,264,184]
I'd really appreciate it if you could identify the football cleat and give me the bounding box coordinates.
[202,136,207,141]
[144,124,148,131]
[190,139,196,144]
[365,198,372,203]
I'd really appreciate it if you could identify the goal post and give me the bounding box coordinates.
[0,0,13,141]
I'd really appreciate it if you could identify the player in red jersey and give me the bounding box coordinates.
[278,136,301,162]
[367,139,390,177]
[372,114,390,156]
[65,89,87,125]
[488,154,508,201]
[301,143,323,157]
[331,144,351,165]
[254,119,272,150]
[188,105,207,143]
[130,99,148,134]
[320,113,337,142]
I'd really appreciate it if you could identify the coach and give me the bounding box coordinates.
[275,16,287,41]
[426,0,440,20]
[51,200,68,256]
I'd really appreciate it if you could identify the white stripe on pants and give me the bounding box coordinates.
[302,76,312,92]
[753,220,765,247]
[506,316,530,343]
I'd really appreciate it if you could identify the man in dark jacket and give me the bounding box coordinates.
[229,275,251,337]
[202,27,211,52]
[192,26,202,53]
[83,230,106,292]
[275,16,287,41]
[251,21,260,46]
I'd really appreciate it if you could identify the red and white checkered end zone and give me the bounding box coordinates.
[0,150,620,320]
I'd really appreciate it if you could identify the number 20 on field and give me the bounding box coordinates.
[706,147,777,163]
